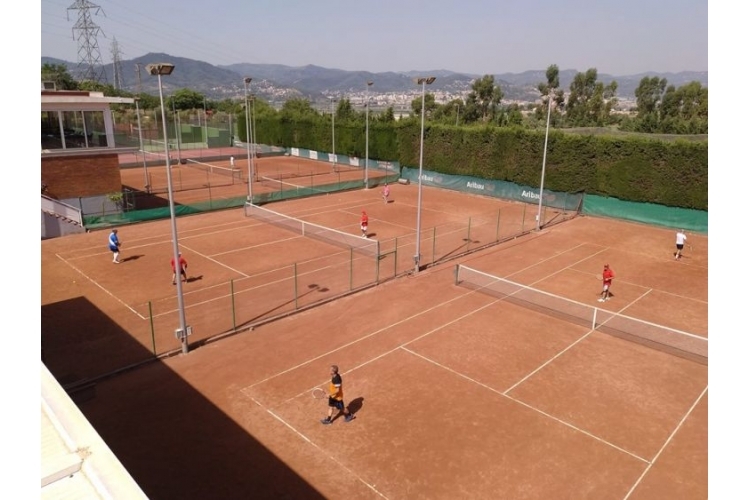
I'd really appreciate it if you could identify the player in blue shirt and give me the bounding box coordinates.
[108,229,121,263]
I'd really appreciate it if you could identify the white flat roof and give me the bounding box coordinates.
[41,363,147,499]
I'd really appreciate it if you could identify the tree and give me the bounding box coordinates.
[168,89,206,111]
[41,63,79,90]
[410,93,437,119]
[335,98,358,121]
[634,76,668,116]
[465,75,503,123]
[133,92,160,109]
[280,98,318,120]
[377,106,396,123]
[660,81,708,134]
[535,64,566,126]
[565,68,617,127]
[77,80,133,98]
[631,78,707,134]
[432,99,464,125]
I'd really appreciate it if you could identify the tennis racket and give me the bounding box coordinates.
[312,388,327,400]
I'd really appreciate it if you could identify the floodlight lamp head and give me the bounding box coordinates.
[414,77,436,85]
[145,63,175,76]
[367,81,374,86]
[244,77,252,85]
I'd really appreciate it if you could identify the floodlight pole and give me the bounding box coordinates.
[148,62,189,355]
[203,97,208,148]
[243,77,254,201]
[413,76,435,274]
[330,97,336,167]
[536,88,553,231]
[171,97,181,164]
[365,81,373,188]
[134,97,149,193]
[251,94,257,174]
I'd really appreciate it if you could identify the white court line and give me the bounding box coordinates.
[267,295,504,408]
[569,267,708,305]
[243,284,502,392]
[211,235,304,257]
[506,245,608,281]
[64,219,257,258]
[248,396,389,499]
[147,256,357,319]
[56,254,146,320]
[623,385,708,499]
[178,244,249,278]
[401,347,648,464]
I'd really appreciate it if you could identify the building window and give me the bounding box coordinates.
[41,110,108,150]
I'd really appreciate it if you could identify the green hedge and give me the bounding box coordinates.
[241,118,708,211]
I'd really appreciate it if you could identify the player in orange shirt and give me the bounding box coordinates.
[171,252,188,285]
[320,365,354,424]
[360,210,369,238]
[598,263,614,302]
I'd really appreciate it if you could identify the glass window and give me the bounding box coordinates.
[84,110,107,147]
[62,111,88,149]
[41,111,62,150]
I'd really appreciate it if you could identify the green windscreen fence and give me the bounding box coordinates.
[399,167,584,212]
[83,172,401,228]
[582,195,708,234]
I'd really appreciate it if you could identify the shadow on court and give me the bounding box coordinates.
[43,296,327,499]
[348,396,364,416]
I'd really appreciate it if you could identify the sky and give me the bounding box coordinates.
[40,0,707,76]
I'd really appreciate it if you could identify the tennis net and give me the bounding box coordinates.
[184,158,242,181]
[244,203,380,258]
[455,265,707,364]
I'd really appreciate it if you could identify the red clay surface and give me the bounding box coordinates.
[42,177,708,499]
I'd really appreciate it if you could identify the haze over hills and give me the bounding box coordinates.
[41,53,708,105]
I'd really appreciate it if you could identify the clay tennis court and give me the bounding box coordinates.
[41,179,708,499]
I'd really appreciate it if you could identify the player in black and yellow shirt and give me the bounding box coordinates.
[321,365,354,424]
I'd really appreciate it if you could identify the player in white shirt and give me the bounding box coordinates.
[674,230,687,259]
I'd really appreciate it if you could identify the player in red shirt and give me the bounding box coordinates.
[598,264,614,302]
[171,252,188,285]
[360,210,369,238]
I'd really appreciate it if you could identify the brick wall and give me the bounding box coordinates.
[41,153,122,199]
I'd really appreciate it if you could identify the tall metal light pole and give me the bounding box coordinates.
[243,77,254,201]
[203,97,208,148]
[365,81,373,188]
[536,87,554,231]
[134,97,149,192]
[250,93,257,170]
[171,96,181,164]
[330,96,336,167]
[413,76,436,274]
[455,103,460,126]
[146,62,190,355]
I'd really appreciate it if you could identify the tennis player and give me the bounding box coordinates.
[360,210,369,238]
[321,365,354,424]
[382,183,390,204]
[171,252,188,285]
[674,229,687,259]
[108,229,121,264]
[598,264,614,302]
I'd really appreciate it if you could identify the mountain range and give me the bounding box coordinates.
[42,53,708,104]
